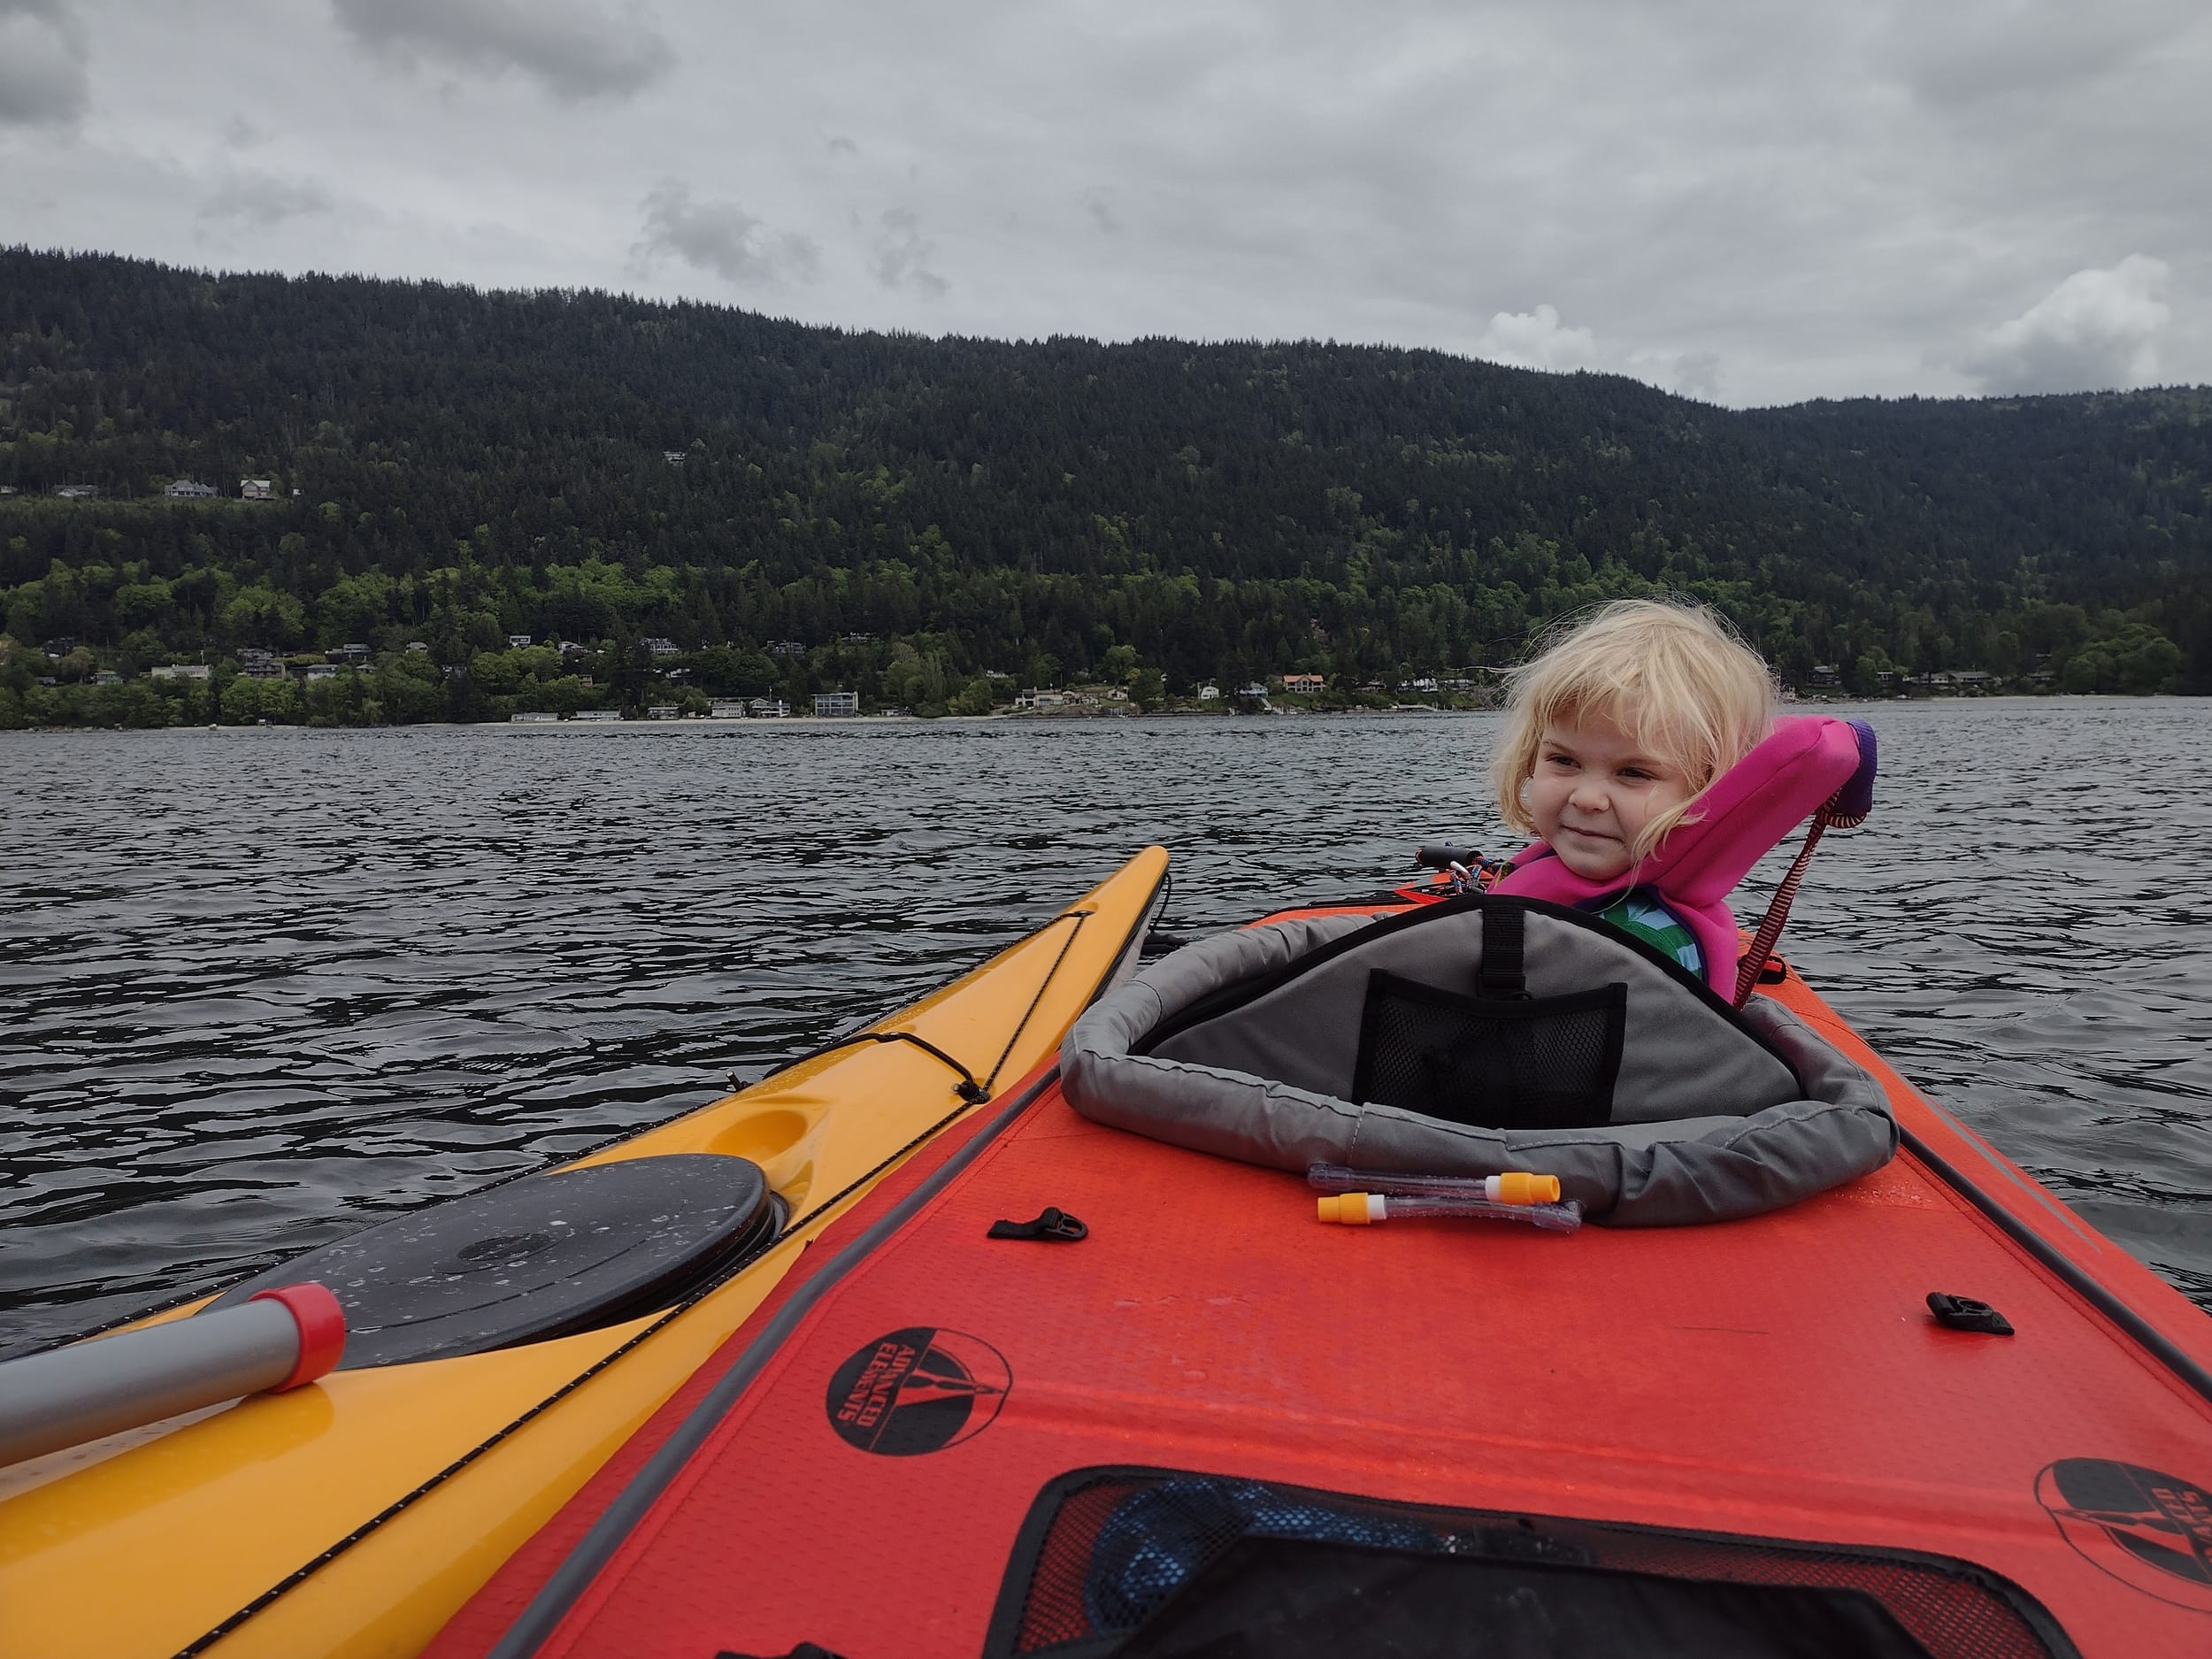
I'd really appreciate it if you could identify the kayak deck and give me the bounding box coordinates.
[433,963,2212,1659]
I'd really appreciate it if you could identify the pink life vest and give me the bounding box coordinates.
[1490,714,1870,995]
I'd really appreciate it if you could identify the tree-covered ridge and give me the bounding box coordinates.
[1,246,2204,727]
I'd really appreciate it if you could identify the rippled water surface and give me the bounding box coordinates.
[3,703,2208,1356]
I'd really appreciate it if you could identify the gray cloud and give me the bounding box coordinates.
[0,0,89,128]
[199,171,334,230]
[330,0,674,103]
[634,179,820,287]
[871,208,947,296]
[1955,256,2172,394]
[0,3,2205,404]
[1079,186,1120,235]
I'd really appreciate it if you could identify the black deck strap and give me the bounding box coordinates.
[1927,1292,2014,1336]
[483,1065,1065,1659]
[1902,1125,2212,1408]
[987,1207,1087,1242]
[1477,902,1527,1000]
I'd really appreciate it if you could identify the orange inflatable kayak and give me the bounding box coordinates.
[428,885,2212,1659]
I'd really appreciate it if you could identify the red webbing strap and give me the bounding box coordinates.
[1732,810,1831,1008]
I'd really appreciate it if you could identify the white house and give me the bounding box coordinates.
[643,637,680,657]
[1198,684,1221,701]
[507,634,534,649]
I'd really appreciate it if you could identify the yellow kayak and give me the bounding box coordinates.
[0,847,1168,1659]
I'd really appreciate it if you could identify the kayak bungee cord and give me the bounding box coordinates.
[162,884,1153,1658]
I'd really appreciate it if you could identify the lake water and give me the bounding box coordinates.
[2,703,2207,1357]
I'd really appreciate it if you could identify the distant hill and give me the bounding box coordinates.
[2,247,2205,724]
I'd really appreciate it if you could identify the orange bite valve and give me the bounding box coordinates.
[1316,1193,1379,1225]
[1495,1172,1562,1205]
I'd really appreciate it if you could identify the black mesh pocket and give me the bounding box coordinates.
[1351,970,1625,1131]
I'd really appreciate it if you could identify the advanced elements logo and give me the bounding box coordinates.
[2038,1458,2212,1612]
[826,1326,1010,1456]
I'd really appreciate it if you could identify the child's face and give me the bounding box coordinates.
[1525,709,1694,882]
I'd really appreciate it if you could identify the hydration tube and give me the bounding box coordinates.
[0,1283,346,1467]
[1308,1163,1584,1233]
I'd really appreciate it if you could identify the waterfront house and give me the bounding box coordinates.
[164,480,217,499]
[749,697,788,718]
[1197,684,1221,701]
[53,484,100,499]
[1280,672,1325,694]
[710,701,746,718]
[812,690,859,717]
[240,479,273,500]
[1236,682,1268,699]
[574,709,623,721]
[511,711,558,723]
[239,648,284,680]
[647,704,680,720]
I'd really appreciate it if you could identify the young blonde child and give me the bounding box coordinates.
[1485,599,1776,976]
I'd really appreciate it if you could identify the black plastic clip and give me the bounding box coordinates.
[1927,1292,2014,1335]
[987,1206,1087,1242]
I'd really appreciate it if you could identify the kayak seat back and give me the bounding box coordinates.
[1064,895,1897,1225]
[204,1153,780,1367]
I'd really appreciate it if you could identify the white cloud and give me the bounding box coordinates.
[330,0,674,103]
[1956,255,2172,394]
[1476,304,1598,373]
[0,0,89,128]
[632,179,820,288]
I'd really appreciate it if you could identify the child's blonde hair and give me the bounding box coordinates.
[1493,598,1776,865]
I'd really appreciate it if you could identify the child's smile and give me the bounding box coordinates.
[1525,711,1694,882]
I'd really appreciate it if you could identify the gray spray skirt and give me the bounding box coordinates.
[1062,895,1899,1225]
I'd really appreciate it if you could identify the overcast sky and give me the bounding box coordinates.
[3,0,2207,407]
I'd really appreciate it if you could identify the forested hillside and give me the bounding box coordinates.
[2,247,2205,725]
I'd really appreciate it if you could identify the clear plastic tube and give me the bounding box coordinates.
[1308,1164,1583,1233]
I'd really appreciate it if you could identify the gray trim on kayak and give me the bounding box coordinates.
[1063,902,1899,1226]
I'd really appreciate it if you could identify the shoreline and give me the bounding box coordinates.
[0,692,2193,739]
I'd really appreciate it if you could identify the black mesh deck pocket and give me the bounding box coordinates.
[1351,970,1626,1131]
[985,1469,2077,1659]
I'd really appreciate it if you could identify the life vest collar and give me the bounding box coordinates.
[1491,715,1872,991]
